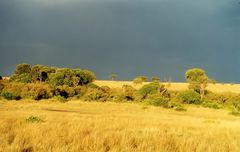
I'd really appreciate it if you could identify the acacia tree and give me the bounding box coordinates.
[11,63,32,83]
[185,68,208,100]
[151,76,160,82]
[110,73,118,81]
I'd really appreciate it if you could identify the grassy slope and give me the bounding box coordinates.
[94,80,240,93]
[1,100,240,152]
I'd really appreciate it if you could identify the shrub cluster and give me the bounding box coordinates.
[177,90,201,104]
[10,63,96,87]
[3,63,240,115]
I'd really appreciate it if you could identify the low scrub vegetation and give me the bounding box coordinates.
[1,64,240,115]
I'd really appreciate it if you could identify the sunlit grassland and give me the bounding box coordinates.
[0,100,240,152]
[94,80,240,93]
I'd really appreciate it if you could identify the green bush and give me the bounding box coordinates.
[202,100,223,109]
[21,83,54,100]
[55,85,75,98]
[83,88,109,102]
[74,86,87,97]
[143,94,170,108]
[10,63,32,83]
[55,95,68,102]
[15,63,31,75]
[138,82,159,98]
[174,106,187,111]
[10,63,96,87]
[205,92,233,104]
[122,85,137,101]
[133,77,143,85]
[229,110,240,116]
[1,92,13,100]
[1,83,23,100]
[25,116,44,123]
[30,65,56,82]
[74,69,96,85]
[11,73,32,83]
[177,90,201,104]
[151,76,160,82]
[87,83,99,89]
[0,82,4,94]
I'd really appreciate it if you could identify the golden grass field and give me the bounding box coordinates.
[1,80,240,151]
[1,99,240,152]
[94,80,240,93]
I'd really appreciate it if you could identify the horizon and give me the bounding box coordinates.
[1,0,240,83]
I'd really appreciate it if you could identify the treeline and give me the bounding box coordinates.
[1,64,240,115]
[0,63,96,100]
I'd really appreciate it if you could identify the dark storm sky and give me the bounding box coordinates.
[0,0,240,82]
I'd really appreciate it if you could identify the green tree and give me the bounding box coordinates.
[185,68,209,100]
[133,77,143,85]
[15,63,31,75]
[110,73,118,81]
[151,76,160,82]
[138,76,148,82]
[133,75,148,85]
[11,63,32,83]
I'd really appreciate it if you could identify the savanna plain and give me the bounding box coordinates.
[1,82,240,152]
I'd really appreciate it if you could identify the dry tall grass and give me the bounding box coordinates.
[0,100,240,152]
[94,80,240,93]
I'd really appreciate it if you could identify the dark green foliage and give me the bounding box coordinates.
[138,82,159,98]
[12,73,32,83]
[1,92,13,100]
[138,82,167,99]
[10,63,95,87]
[15,63,31,75]
[55,85,75,98]
[177,90,201,104]
[76,69,96,85]
[25,116,44,123]
[30,65,56,82]
[11,63,32,83]
[49,70,66,86]
[48,68,96,87]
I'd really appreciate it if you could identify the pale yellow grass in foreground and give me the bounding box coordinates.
[0,100,240,152]
[94,80,240,93]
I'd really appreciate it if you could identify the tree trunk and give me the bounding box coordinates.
[200,84,205,101]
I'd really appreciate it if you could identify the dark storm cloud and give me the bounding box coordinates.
[0,0,240,82]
